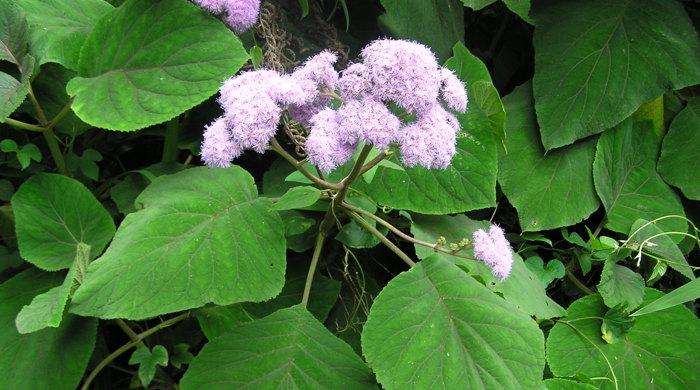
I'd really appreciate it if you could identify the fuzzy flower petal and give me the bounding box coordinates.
[439,68,468,113]
[200,118,241,167]
[361,39,441,114]
[292,50,339,91]
[398,105,458,169]
[338,63,371,100]
[224,0,261,33]
[226,94,281,153]
[193,0,226,13]
[472,225,513,281]
[338,97,400,150]
[305,108,357,172]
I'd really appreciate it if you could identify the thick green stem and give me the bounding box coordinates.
[42,127,69,176]
[161,117,180,163]
[3,117,44,132]
[302,232,326,307]
[80,313,190,390]
[347,210,416,267]
[566,268,595,295]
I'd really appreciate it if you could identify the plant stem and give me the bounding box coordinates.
[3,117,44,132]
[80,313,190,390]
[48,97,75,129]
[346,210,416,267]
[358,150,389,176]
[341,202,477,261]
[161,116,180,163]
[565,268,595,295]
[42,127,69,176]
[269,137,342,190]
[302,232,326,307]
[115,319,177,388]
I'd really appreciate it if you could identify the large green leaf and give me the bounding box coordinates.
[632,278,700,317]
[658,96,700,200]
[532,0,700,149]
[66,0,248,131]
[499,82,599,231]
[597,260,645,311]
[543,378,597,390]
[0,268,97,390]
[461,1,532,24]
[70,166,286,320]
[15,0,113,69]
[364,43,499,213]
[410,213,566,319]
[628,218,694,280]
[181,305,376,389]
[12,173,115,270]
[196,266,341,340]
[0,1,32,121]
[547,290,700,390]
[593,119,686,237]
[362,255,545,389]
[379,0,464,63]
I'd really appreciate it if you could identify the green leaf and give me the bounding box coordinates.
[364,43,499,214]
[0,0,28,65]
[15,0,113,69]
[543,378,597,390]
[524,256,565,289]
[379,0,464,63]
[600,304,636,344]
[460,0,496,10]
[248,45,263,69]
[658,96,700,200]
[110,162,185,215]
[12,173,115,270]
[272,186,322,211]
[70,166,286,320]
[336,197,384,249]
[0,268,97,390]
[632,277,700,317]
[547,290,700,390]
[499,82,599,231]
[181,305,376,389]
[0,245,23,272]
[502,0,532,24]
[593,119,686,237]
[65,149,102,180]
[298,0,309,18]
[66,0,248,131]
[531,0,700,149]
[597,260,645,311]
[15,244,89,333]
[16,143,41,169]
[129,345,169,389]
[410,214,566,319]
[628,218,694,280]
[0,70,30,121]
[195,266,340,340]
[362,255,544,389]
[171,343,194,369]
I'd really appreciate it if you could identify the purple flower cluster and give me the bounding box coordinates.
[201,39,469,171]
[193,0,260,33]
[472,225,514,281]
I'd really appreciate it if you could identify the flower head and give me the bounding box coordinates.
[337,97,401,150]
[472,225,513,281]
[305,108,357,172]
[224,0,261,33]
[397,105,458,169]
[193,0,226,13]
[200,118,241,167]
[439,68,468,113]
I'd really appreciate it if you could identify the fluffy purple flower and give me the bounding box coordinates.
[200,118,241,167]
[193,0,226,13]
[218,69,281,108]
[439,69,468,113]
[292,50,339,91]
[397,105,458,169]
[361,39,441,114]
[226,93,281,153]
[337,97,400,150]
[338,63,371,100]
[305,108,357,172]
[472,225,513,281]
[224,0,261,33]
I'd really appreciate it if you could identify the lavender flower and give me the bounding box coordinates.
[338,97,400,150]
[338,63,371,100]
[439,69,468,113]
[200,118,241,167]
[361,39,441,114]
[397,105,458,169]
[472,225,514,281]
[192,0,260,33]
[292,50,339,91]
[305,108,357,172]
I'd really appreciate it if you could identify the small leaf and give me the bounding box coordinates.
[171,343,194,369]
[129,345,169,389]
[181,305,376,389]
[600,304,636,344]
[66,0,249,130]
[272,186,321,211]
[298,0,309,18]
[362,255,545,389]
[12,174,115,270]
[597,259,645,311]
[0,139,18,152]
[16,143,41,169]
[524,256,565,288]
